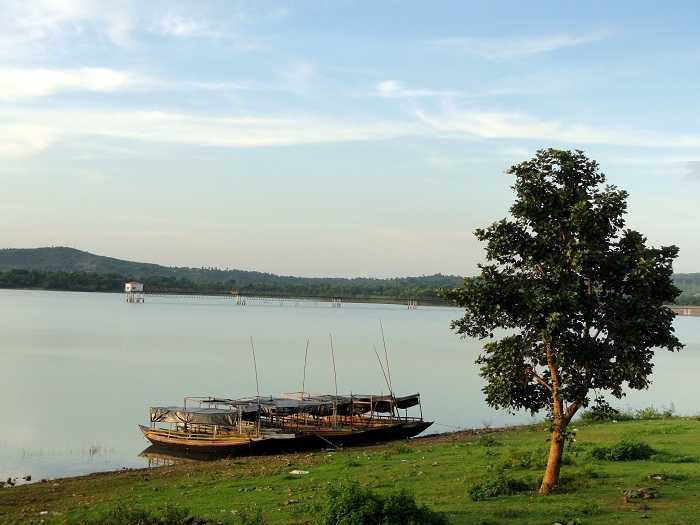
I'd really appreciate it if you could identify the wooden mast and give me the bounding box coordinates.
[372,344,394,419]
[379,321,399,420]
[250,336,261,436]
[329,333,339,428]
[301,339,310,402]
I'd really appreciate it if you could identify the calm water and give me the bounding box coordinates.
[1,289,698,481]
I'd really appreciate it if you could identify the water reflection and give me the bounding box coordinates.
[139,446,217,467]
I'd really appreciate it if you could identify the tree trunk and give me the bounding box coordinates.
[539,418,567,495]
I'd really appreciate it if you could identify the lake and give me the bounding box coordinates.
[1,289,698,481]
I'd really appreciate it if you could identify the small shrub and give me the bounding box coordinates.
[477,435,502,447]
[652,453,697,464]
[580,397,631,423]
[238,507,268,525]
[579,399,675,423]
[499,448,547,470]
[392,443,414,454]
[67,505,216,525]
[647,471,689,481]
[382,443,414,459]
[579,465,607,479]
[318,482,447,525]
[468,473,532,501]
[559,472,594,490]
[591,440,655,461]
[345,457,362,467]
[635,405,674,420]
[499,447,575,470]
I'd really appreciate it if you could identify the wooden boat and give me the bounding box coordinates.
[140,393,432,456]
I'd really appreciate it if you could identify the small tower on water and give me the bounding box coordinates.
[125,281,144,303]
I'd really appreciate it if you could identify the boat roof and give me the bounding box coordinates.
[150,393,421,424]
[150,406,241,426]
[207,393,421,415]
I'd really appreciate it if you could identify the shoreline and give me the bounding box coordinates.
[1,286,698,311]
[5,418,700,524]
[2,424,521,488]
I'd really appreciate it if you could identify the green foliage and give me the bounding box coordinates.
[579,397,633,422]
[67,505,217,524]
[580,402,674,423]
[6,418,700,525]
[237,507,268,525]
[468,472,533,500]
[674,273,700,305]
[476,435,502,447]
[0,247,461,301]
[653,453,697,464]
[499,448,548,470]
[443,149,683,416]
[443,149,683,493]
[635,405,675,420]
[382,443,414,459]
[318,482,447,525]
[590,440,655,461]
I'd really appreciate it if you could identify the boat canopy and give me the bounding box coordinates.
[150,406,242,426]
[204,393,421,417]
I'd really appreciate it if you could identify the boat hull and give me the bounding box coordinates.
[139,425,264,454]
[139,421,432,456]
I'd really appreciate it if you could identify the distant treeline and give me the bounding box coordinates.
[674,273,700,305]
[0,248,698,305]
[0,268,459,303]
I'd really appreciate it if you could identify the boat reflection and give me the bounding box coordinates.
[139,445,222,467]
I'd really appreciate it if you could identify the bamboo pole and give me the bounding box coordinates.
[329,333,339,428]
[379,321,399,420]
[301,339,310,402]
[250,336,261,436]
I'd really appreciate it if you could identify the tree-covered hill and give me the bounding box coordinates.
[1,247,697,304]
[674,273,700,305]
[0,247,463,302]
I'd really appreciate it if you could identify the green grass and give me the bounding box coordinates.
[3,418,700,524]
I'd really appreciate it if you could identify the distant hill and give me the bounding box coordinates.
[1,247,697,304]
[674,273,700,305]
[0,247,464,301]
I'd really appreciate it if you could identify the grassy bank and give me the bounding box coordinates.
[3,418,700,524]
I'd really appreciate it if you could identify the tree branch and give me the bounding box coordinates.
[531,370,553,392]
[564,400,582,421]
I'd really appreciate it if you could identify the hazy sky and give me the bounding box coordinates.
[1,1,698,277]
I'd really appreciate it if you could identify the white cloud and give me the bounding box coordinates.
[0,0,267,56]
[0,0,136,52]
[0,67,147,100]
[4,104,700,160]
[156,13,209,37]
[416,108,700,149]
[282,61,317,93]
[376,80,457,98]
[432,32,608,60]
[0,124,54,157]
[686,162,700,181]
[0,108,418,157]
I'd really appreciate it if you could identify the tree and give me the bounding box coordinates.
[442,149,683,495]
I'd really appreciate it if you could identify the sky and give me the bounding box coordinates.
[1,0,698,277]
